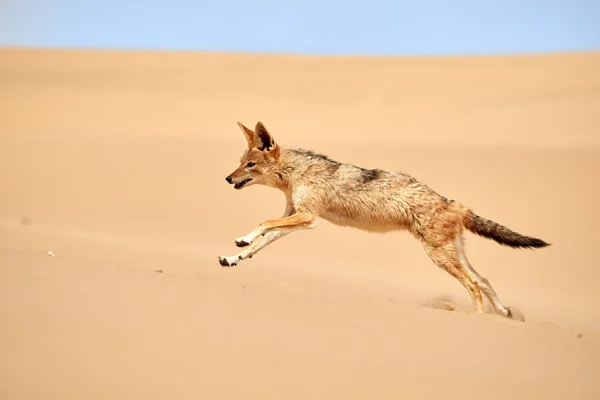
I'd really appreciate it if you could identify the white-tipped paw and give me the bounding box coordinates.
[218,255,242,267]
[235,239,250,248]
[235,233,259,247]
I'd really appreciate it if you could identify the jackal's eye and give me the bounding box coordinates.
[246,162,256,168]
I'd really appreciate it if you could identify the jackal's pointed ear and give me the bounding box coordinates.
[237,122,255,148]
[255,122,277,153]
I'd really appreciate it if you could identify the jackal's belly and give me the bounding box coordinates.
[319,209,405,233]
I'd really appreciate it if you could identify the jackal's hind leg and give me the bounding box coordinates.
[454,237,518,319]
[423,241,485,314]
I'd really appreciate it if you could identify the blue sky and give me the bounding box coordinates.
[1,1,599,55]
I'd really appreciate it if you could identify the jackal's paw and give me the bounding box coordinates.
[505,306,525,322]
[235,233,258,247]
[235,239,250,247]
[218,255,241,267]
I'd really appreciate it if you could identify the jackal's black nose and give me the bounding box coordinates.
[226,176,233,183]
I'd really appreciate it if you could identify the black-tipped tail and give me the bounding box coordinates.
[462,210,550,249]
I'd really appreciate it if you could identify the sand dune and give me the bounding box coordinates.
[1,48,599,399]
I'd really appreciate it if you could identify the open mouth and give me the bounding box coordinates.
[234,178,252,189]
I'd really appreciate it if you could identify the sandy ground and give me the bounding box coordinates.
[1,48,599,399]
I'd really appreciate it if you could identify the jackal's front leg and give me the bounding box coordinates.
[218,212,317,267]
[218,229,290,267]
[234,212,317,247]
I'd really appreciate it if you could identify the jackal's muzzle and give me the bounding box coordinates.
[225,175,253,189]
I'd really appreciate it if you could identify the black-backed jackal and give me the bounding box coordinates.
[220,121,549,320]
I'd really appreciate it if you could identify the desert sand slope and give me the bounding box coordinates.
[1,48,599,399]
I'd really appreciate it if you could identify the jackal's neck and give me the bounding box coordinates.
[263,147,296,192]
[265,147,340,193]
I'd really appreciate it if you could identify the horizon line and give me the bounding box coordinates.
[2,44,600,59]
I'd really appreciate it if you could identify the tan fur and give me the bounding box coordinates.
[220,121,550,320]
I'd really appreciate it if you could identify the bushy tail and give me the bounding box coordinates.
[457,205,550,249]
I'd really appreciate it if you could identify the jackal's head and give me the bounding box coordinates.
[225,121,281,190]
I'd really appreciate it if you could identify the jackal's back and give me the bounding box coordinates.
[282,148,446,234]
